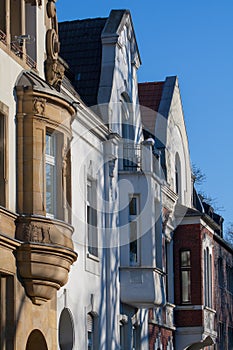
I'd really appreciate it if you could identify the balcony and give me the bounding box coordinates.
[122,143,142,171]
[0,29,7,45]
[0,30,36,70]
[119,140,161,177]
[11,42,37,69]
[120,267,165,308]
[15,215,77,305]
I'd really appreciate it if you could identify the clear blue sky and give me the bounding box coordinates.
[57,0,233,230]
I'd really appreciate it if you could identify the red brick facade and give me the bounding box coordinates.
[174,224,203,309]
[148,321,173,350]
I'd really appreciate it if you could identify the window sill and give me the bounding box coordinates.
[87,252,100,263]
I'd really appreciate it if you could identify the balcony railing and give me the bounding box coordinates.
[11,42,37,70]
[122,143,142,171]
[0,30,36,70]
[0,29,7,45]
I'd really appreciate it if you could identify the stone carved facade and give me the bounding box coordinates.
[45,0,65,90]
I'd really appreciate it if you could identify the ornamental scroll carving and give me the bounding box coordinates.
[45,0,65,90]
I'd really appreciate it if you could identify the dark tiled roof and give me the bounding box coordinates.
[59,17,107,107]
[138,82,164,135]
[138,82,164,112]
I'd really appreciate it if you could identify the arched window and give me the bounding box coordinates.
[26,330,48,350]
[58,308,74,350]
[87,313,97,350]
[175,153,181,198]
[204,248,212,308]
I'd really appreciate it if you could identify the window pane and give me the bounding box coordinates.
[129,197,137,216]
[130,221,138,265]
[46,163,55,215]
[181,251,191,267]
[46,133,55,156]
[228,327,233,350]
[181,270,191,303]
[87,180,98,257]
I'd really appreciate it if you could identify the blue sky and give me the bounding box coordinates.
[57,1,233,230]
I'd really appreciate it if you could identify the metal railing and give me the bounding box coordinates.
[123,143,142,171]
[0,29,7,45]
[11,42,37,70]
[0,30,37,70]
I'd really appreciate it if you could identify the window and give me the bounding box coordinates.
[228,327,233,350]
[129,196,140,266]
[120,323,125,350]
[218,258,224,288]
[218,323,225,350]
[204,248,212,307]
[45,132,56,218]
[175,153,181,198]
[58,308,74,350]
[87,314,94,350]
[0,273,14,349]
[87,179,98,257]
[180,250,191,303]
[0,0,6,39]
[227,265,233,294]
[132,325,140,350]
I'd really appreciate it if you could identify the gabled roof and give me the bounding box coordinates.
[59,9,140,108]
[138,81,164,113]
[59,17,107,107]
[138,77,177,139]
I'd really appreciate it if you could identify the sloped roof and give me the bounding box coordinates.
[138,77,178,139]
[138,81,164,136]
[59,17,107,107]
[138,82,164,112]
[59,10,140,108]
[16,70,74,105]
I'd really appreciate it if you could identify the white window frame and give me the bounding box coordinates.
[45,132,57,218]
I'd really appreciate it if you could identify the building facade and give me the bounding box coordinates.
[0,1,77,349]
[0,2,232,350]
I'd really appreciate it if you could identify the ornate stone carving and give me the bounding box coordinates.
[45,0,64,90]
[15,215,77,305]
[33,97,46,115]
[22,224,51,244]
[45,58,65,90]
[162,207,171,233]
